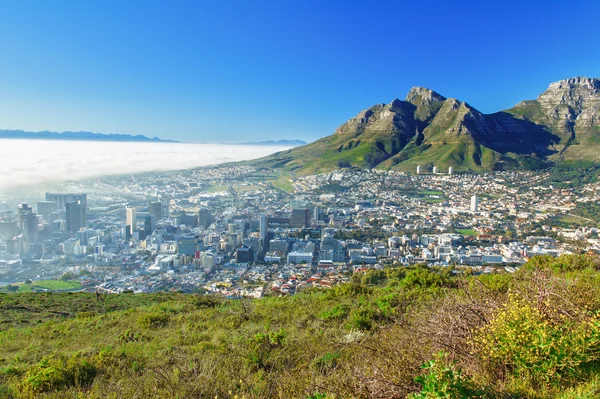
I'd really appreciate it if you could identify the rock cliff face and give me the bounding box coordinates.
[252,77,600,174]
[506,77,600,159]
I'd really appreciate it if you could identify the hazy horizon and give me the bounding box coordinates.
[0,139,289,190]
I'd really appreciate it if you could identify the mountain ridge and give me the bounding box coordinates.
[0,129,178,143]
[251,77,600,174]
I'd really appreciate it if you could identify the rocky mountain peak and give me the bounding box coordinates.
[405,86,446,106]
[535,77,600,125]
[545,77,600,92]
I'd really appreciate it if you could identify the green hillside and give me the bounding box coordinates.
[252,77,600,174]
[2,255,600,398]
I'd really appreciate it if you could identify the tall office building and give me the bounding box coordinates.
[149,201,162,222]
[65,201,86,232]
[45,193,87,226]
[17,203,33,231]
[259,215,267,242]
[36,201,56,222]
[198,208,214,229]
[0,221,18,240]
[45,193,87,211]
[126,206,137,235]
[313,206,320,222]
[76,229,90,246]
[22,212,39,243]
[144,215,155,235]
[470,195,479,212]
[290,208,309,228]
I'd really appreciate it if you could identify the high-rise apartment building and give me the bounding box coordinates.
[470,195,479,212]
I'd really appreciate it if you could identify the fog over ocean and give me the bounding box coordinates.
[0,139,289,190]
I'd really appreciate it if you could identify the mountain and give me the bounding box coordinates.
[0,129,178,143]
[240,139,307,146]
[251,77,600,174]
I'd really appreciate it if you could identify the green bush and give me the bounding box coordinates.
[410,351,485,399]
[21,355,98,394]
[472,294,600,388]
[137,312,170,328]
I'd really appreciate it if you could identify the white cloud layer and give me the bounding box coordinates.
[0,139,287,190]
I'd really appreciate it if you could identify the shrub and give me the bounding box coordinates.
[472,294,600,388]
[21,355,98,394]
[320,304,350,321]
[313,352,341,374]
[410,351,485,399]
[138,312,170,328]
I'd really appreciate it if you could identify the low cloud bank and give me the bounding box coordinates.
[0,139,287,189]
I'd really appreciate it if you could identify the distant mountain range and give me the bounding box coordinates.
[240,139,307,146]
[0,129,178,143]
[251,77,600,174]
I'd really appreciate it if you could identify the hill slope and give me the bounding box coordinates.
[253,77,600,174]
[2,255,600,398]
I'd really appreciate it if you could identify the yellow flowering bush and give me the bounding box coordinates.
[472,293,600,388]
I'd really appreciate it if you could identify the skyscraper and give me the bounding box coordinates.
[149,201,162,222]
[144,215,155,235]
[259,215,267,243]
[126,206,137,235]
[17,203,32,231]
[36,201,56,222]
[22,211,38,243]
[290,208,309,228]
[45,193,87,211]
[470,195,479,212]
[198,208,214,229]
[45,193,87,225]
[65,201,86,232]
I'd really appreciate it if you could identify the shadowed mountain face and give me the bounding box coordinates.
[253,77,600,174]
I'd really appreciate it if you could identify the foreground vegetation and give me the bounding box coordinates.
[2,255,600,398]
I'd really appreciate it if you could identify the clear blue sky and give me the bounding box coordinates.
[0,0,598,143]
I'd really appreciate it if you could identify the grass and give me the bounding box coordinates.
[0,280,82,293]
[2,256,600,398]
[268,172,295,193]
[456,228,478,236]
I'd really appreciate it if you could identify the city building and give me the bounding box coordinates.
[36,201,56,222]
[470,195,479,212]
[65,201,86,232]
[126,206,137,235]
[198,208,214,228]
[45,193,87,210]
[290,208,309,228]
[149,201,162,222]
[236,244,254,263]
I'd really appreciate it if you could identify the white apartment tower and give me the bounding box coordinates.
[470,195,479,212]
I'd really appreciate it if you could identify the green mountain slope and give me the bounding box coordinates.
[2,255,600,398]
[253,77,600,174]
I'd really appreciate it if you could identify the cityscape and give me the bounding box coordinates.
[1,164,597,296]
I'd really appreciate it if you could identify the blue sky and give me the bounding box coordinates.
[0,0,598,143]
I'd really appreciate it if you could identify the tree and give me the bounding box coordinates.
[6,284,18,292]
[61,272,76,281]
